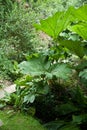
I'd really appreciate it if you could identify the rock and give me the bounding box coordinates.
[0,84,16,99]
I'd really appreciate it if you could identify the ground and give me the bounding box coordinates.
[0,110,46,130]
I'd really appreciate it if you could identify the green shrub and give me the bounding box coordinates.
[0,0,40,79]
[0,2,39,61]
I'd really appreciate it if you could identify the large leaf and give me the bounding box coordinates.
[50,63,71,80]
[34,8,72,39]
[18,57,45,76]
[35,5,87,40]
[71,4,87,22]
[69,5,87,40]
[18,56,71,80]
[58,38,85,58]
[35,5,87,39]
[69,23,87,40]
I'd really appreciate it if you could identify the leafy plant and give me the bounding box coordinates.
[35,5,87,58]
[33,4,87,129]
[34,7,72,39]
[2,2,87,130]
[18,53,72,80]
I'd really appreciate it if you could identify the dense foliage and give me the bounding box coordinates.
[0,0,41,79]
[0,0,87,130]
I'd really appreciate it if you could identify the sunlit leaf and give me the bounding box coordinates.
[71,4,87,21]
[35,8,72,39]
[69,23,87,40]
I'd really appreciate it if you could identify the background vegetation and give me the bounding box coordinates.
[0,0,87,130]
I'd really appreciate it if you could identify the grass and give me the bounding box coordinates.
[0,110,46,130]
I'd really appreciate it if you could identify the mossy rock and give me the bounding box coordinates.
[0,110,46,130]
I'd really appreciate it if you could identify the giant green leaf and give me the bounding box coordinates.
[18,57,45,76]
[71,4,87,22]
[18,55,71,80]
[69,23,87,40]
[34,8,72,39]
[50,63,71,80]
[58,38,85,58]
[35,5,87,40]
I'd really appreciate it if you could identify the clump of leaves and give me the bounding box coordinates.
[33,4,87,130]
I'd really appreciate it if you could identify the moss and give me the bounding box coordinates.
[0,110,46,130]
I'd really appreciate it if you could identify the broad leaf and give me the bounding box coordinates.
[58,38,85,58]
[35,8,72,39]
[18,55,71,80]
[71,4,87,22]
[69,23,87,40]
[35,5,87,40]
[50,63,71,80]
[18,56,46,76]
